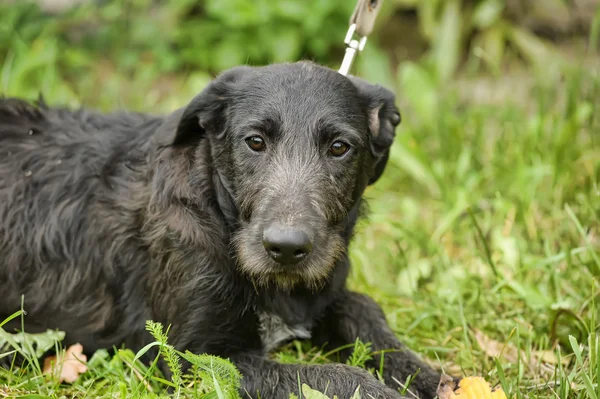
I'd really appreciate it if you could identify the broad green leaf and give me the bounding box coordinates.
[301,384,330,399]
[507,25,567,79]
[418,0,442,40]
[0,328,65,359]
[388,139,440,197]
[398,62,438,127]
[432,0,462,82]
[472,0,504,29]
[396,258,433,296]
[476,23,506,73]
[504,280,552,309]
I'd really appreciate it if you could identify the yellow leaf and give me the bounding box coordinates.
[437,375,507,399]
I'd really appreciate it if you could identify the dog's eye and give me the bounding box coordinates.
[245,136,266,152]
[329,141,350,157]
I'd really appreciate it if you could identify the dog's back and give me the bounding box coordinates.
[0,99,159,350]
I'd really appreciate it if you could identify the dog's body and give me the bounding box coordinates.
[0,62,446,398]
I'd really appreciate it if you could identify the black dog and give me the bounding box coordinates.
[0,62,448,398]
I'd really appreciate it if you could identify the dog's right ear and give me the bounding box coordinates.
[166,66,254,147]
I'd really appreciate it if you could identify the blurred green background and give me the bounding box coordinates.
[1,1,599,398]
[2,0,599,110]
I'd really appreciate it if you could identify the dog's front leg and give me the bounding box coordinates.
[232,353,407,399]
[313,291,446,399]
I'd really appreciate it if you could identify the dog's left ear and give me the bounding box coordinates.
[168,66,254,147]
[347,76,401,185]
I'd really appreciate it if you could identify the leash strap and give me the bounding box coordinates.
[338,0,384,75]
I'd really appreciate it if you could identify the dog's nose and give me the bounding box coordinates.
[262,225,313,265]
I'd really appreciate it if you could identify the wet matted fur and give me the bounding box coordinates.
[0,62,451,398]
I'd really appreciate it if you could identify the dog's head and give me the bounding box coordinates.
[166,62,400,289]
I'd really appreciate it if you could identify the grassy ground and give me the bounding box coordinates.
[1,8,599,399]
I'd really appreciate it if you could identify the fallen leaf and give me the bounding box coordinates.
[436,374,458,399]
[473,329,567,375]
[301,384,331,399]
[42,343,88,383]
[437,375,507,399]
[474,329,520,363]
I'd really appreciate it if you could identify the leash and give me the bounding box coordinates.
[338,0,384,76]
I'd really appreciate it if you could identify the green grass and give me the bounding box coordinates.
[350,61,600,398]
[1,3,600,399]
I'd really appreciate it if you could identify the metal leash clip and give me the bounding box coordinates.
[338,24,367,76]
[338,0,384,76]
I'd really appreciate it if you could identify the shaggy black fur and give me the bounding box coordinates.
[0,62,448,398]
